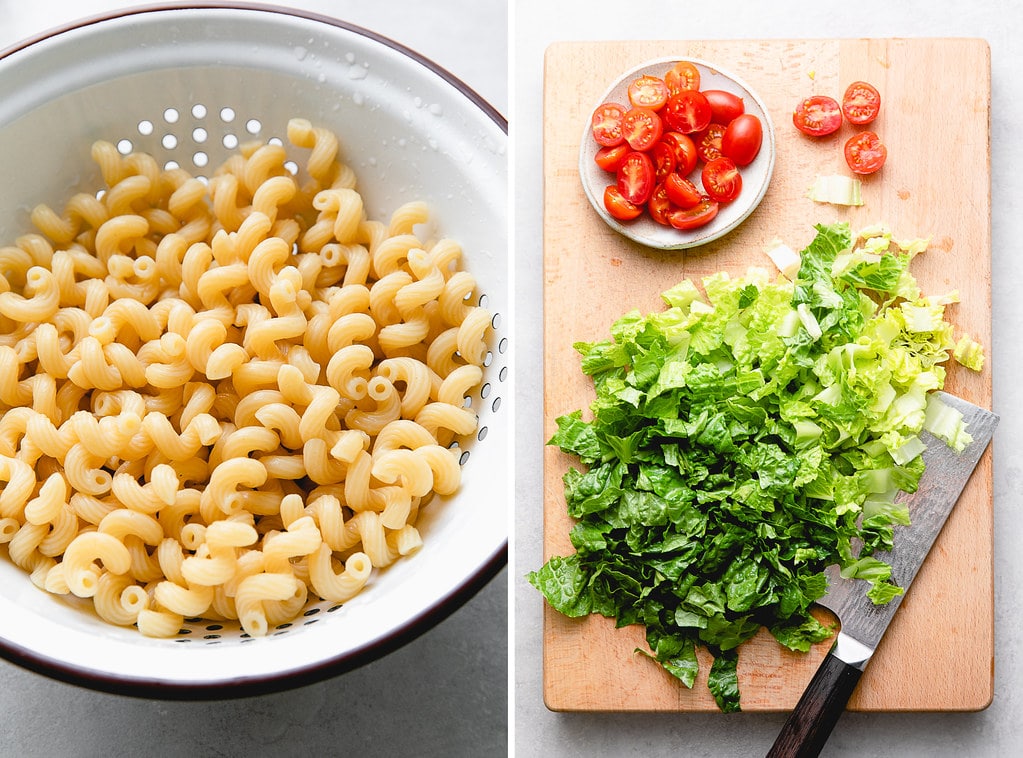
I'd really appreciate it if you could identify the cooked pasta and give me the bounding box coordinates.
[0,119,490,638]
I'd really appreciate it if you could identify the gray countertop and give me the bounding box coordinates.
[0,2,507,756]
[513,0,1023,756]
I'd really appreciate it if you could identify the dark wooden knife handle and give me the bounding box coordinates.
[766,649,862,758]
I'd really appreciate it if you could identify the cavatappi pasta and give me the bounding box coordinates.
[0,118,491,638]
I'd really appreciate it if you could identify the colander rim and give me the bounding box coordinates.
[0,1,509,699]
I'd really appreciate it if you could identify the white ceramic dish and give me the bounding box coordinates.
[578,57,776,250]
[0,3,508,697]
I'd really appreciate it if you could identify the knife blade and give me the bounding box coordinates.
[767,391,998,758]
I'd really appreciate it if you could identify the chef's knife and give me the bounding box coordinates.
[767,391,998,758]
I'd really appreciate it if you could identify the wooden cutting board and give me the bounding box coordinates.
[541,38,992,712]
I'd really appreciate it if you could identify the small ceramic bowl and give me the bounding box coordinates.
[579,57,775,250]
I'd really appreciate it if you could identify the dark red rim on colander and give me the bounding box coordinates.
[0,1,508,700]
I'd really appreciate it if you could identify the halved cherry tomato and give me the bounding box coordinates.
[702,157,742,202]
[595,143,631,172]
[616,151,655,205]
[628,75,670,111]
[621,107,664,151]
[844,131,886,174]
[792,95,842,137]
[668,197,719,230]
[647,183,673,226]
[662,90,712,134]
[664,61,701,94]
[603,185,643,221]
[841,81,881,125]
[591,102,627,147]
[703,89,745,125]
[721,113,763,166]
[664,172,702,209]
[660,132,698,175]
[651,141,677,181]
[696,123,726,163]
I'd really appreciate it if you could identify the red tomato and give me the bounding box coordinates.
[703,89,745,125]
[591,102,627,146]
[616,151,655,204]
[603,185,642,221]
[662,90,712,134]
[628,75,670,111]
[647,184,673,226]
[721,114,763,166]
[650,141,677,181]
[668,197,719,230]
[841,81,881,125]
[792,95,842,137]
[664,61,701,94]
[664,173,702,209]
[844,131,887,174]
[696,123,726,163]
[621,107,664,151]
[594,143,630,172]
[660,132,698,175]
[701,157,743,202]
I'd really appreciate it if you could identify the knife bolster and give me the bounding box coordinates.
[832,631,874,671]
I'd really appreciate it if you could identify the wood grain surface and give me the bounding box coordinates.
[541,38,992,712]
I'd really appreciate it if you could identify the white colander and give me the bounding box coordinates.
[0,3,509,696]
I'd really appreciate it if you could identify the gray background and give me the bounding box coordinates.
[0,2,508,757]
[514,0,1022,756]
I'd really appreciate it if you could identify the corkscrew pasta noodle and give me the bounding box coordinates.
[0,118,491,638]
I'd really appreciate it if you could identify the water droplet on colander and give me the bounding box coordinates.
[352,92,365,106]
[429,104,444,117]
[413,96,424,108]
[348,64,368,81]
[293,46,308,61]
[317,73,326,84]
[428,139,439,151]
[344,51,356,64]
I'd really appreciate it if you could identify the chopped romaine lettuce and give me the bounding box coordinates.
[806,175,863,206]
[529,222,982,713]
[954,334,985,371]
